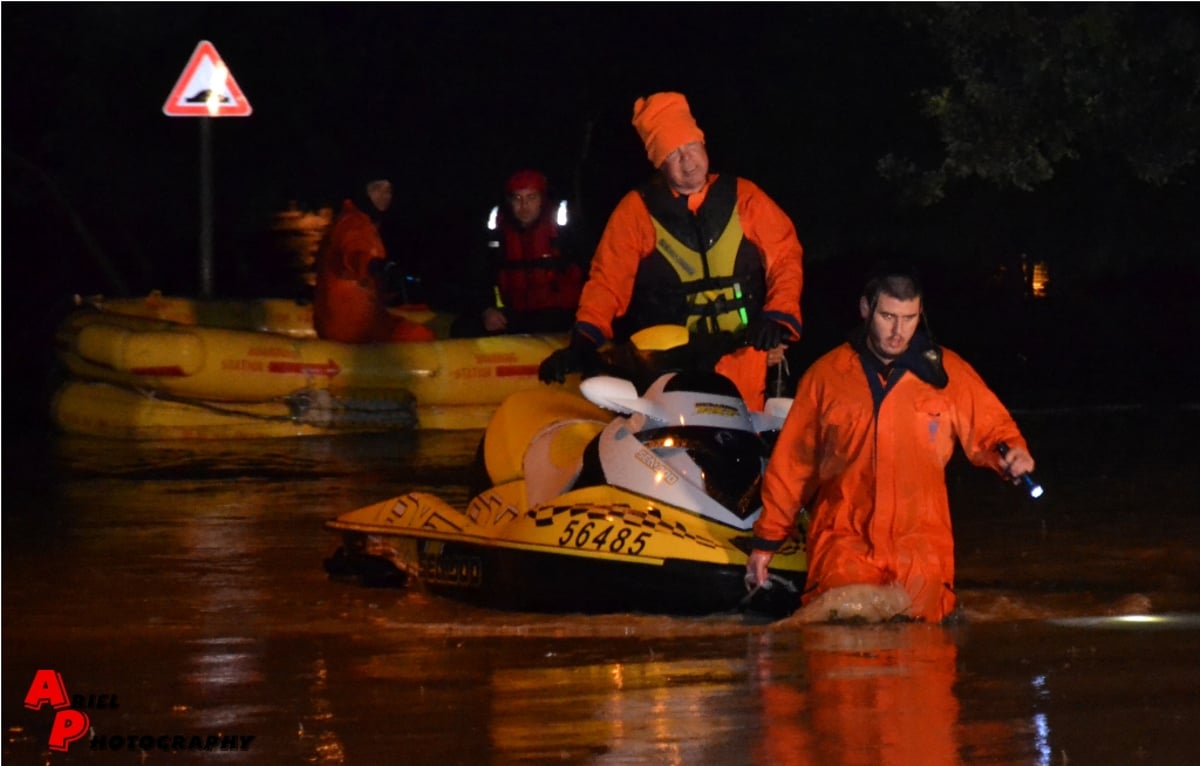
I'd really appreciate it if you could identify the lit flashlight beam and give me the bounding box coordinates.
[1019,473,1045,499]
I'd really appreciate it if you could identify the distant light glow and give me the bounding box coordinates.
[1047,613,1200,629]
[1019,254,1051,298]
[487,205,499,231]
[556,200,569,226]
[1031,261,1050,298]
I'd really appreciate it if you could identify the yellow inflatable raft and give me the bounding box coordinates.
[52,294,571,439]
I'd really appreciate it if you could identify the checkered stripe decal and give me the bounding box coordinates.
[527,504,720,549]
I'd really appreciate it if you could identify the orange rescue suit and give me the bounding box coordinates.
[314,200,433,343]
[575,174,803,410]
[754,342,1027,622]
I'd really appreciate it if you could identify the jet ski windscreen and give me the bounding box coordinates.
[638,426,767,519]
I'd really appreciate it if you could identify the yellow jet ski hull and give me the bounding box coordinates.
[326,485,806,617]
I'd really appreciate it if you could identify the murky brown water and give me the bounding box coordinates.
[4,406,1199,764]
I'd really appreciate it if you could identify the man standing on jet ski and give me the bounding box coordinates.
[538,92,804,411]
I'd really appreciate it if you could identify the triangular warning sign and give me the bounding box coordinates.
[163,40,252,117]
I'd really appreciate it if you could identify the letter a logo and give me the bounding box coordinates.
[24,669,70,710]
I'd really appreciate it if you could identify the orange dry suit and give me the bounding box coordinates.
[490,207,583,314]
[313,200,434,344]
[752,335,1028,622]
[574,173,803,410]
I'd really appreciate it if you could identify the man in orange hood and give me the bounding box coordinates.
[537,92,804,411]
[747,263,1037,623]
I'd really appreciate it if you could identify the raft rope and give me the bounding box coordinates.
[771,355,791,398]
[285,389,417,428]
[126,386,417,429]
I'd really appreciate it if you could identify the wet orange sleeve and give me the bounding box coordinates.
[755,367,825,545]
[574,191,657,339]
[336,216,385,284]
[735,179,804,335]
[944,351,1028,473]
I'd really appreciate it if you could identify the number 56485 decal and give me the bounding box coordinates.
[557,520,651,555]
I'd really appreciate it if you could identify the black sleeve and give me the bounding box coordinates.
[452,235,499,315]
[557,220,594,273]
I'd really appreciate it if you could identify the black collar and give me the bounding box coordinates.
[851,330,949,410]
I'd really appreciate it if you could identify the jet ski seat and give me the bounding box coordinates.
[522,419,606,506]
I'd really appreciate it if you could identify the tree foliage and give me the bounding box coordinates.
[882,4,1200,205]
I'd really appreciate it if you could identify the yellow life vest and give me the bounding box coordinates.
[627,174,766,337]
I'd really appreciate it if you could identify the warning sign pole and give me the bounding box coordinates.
[163,40,252,298]
[199,117,214,298]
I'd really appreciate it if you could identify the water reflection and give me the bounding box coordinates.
[751,626,959,766]
[491,655,752,764]
[4,409,1200,764]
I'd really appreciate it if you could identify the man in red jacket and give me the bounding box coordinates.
[314,177,434,343]
[538,92,804,411]
[747,264,1036,622]
[453,169,584,336]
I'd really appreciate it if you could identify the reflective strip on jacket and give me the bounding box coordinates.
[754,342,1028,621]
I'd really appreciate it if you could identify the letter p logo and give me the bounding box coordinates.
[48,709,90,752]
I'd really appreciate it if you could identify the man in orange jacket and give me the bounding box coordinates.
[747,264,1036,622]
[537,92,804,411]
[313,176,434,343]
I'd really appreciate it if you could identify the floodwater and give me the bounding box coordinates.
[4,405,1200,765]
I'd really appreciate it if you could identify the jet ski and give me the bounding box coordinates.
[324,329,807,617]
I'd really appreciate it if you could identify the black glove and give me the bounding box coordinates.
[368,258,394,280]
[539,331,596,384]
[745,318,785,351]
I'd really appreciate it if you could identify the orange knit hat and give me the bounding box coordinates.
[631,92,705,168]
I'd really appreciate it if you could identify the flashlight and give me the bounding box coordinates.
[996,442,1044,499]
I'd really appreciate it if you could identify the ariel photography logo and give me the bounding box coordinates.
[23,668,256,753]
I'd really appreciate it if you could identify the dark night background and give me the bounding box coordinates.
[4,3,1199,437]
